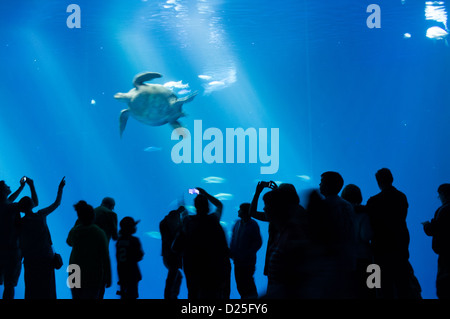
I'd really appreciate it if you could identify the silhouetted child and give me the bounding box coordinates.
[116,217,144,299]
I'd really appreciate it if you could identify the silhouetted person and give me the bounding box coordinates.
[264,185,310,298]
[0,177,38,299]
[93,197,118,299]
[423,183,450,299]
[230,203,262,299]
[74,197,118,241]
[72,197,117,298]
[94,197,118,243]
[172,187,230,299]
[18,177,65,299]
[160,205,186,299]
[249,181,278,278]
[307,172,356,298]
[67,200,111,299]
[116,216,144,299]
[366,168,421,299]
[341,183,375,299]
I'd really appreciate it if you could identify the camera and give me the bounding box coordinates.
[260,181,270,188]
[260,181,277,189]
[189,188,200,195]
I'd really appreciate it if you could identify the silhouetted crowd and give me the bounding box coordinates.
[1,168,450,299]
[0,177,143,299]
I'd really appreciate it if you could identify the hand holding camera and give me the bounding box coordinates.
[195,187,207,196]
[20,176,34,187]
[256,180,278,193]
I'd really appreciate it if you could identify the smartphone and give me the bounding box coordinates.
[259,181,268,187]
[188,188,200,195]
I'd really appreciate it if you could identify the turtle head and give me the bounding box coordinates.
[114,92,130,102]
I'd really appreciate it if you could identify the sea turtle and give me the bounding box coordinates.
[114,72,197,137]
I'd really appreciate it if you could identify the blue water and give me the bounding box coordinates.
[1,0,449,299]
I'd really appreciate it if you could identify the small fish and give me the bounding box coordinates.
[214,193,233,201]
[403,33,412,39]
[297,175,311,182]
[163,80,189,89]
[203,176,226,184]
[426,26,448,40]
[198,74,212,81]
[208,80,225,87]
[178,89,191,95]
[144,146,162,152]
[146,231,161,240]
[90,99,96,105]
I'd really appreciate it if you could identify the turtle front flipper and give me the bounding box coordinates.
[133,72,162,87]
[119,109,130,138]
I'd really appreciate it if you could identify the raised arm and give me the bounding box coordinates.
[27,177,39,208]
[7,177,26,203]
[39,177,65,217]
[250,181,277,222]
[196,187,223,220]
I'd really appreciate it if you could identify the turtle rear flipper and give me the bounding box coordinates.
[170,121,188,138]
[173,91,198,114]
[170,120,182,130]
[133,72,162,87]
[119,109,130,138]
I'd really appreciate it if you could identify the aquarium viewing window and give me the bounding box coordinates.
[0,0,449,308]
